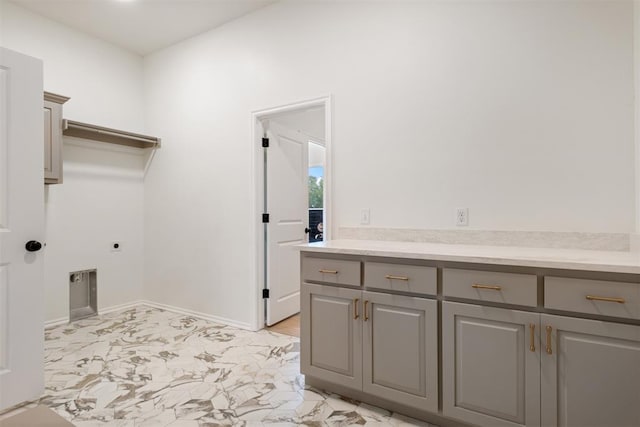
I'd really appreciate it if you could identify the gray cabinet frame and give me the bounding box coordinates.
[43,92,69,185]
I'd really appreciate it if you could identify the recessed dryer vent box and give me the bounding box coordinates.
[69,269,97,322]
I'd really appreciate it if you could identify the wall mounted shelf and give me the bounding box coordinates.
[62,119,161,149]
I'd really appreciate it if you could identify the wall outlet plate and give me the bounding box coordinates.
[360,208,371,225]
[455,208,469,226]
[111,241,122,252]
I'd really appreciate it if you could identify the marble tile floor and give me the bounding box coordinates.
[34,306,435,426]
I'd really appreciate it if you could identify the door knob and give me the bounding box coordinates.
[25,240,42,252]
[304,228,311,234]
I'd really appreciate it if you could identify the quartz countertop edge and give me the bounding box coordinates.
[297,240,640,275]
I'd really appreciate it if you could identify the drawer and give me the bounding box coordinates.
[364,261,436,295]
[302,256,361,287]
[443,268,537,307]
[545,276,640,320]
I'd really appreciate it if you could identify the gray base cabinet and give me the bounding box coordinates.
[301,283,362,390]
[443,302,540,427]
[541,314,640,427]
[301,283,438,412]
[443,303,640,427]
[301,252,640,427]
[363,291,438,413]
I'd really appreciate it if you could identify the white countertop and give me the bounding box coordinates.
[299,240,640,275]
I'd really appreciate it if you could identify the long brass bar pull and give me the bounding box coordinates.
[529,324,536,352]
[318,269,338,274]
[472,284,502,291]
[364,301,369,321]
[353,298,359,320]
[546,326,553,354]
[586,295,625,304]
[385,275,409,281]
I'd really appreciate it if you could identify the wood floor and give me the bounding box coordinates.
[266,313,300,337]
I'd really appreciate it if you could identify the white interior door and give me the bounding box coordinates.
[265,121,308,326]
[0,48,45,411]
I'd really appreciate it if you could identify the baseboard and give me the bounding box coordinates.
[99,300,145,315]
[44,317,68,329]
[44,300,144,329]
[140,300,255,331]
[45,300,254,331]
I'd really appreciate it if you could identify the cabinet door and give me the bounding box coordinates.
[43,99,62,184]
[362,291,438,412]
[541,314,640,427]
[301,283,362,390]
[443,301,540,427]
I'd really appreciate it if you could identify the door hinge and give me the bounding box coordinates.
[262,213,270,223]
[262,289,270,298]
[262,137,269,148]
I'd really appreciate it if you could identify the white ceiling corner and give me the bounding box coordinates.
[9,0,278,56]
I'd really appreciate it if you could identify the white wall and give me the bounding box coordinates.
[635,0,640,235]
[143,0,635,328]
[0,1,144,132]
[0,0,146,322]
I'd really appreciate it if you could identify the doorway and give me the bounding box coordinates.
[251,96,331,330]
[307,140,326,244]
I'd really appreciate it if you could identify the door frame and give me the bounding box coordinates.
[250,95,332,331]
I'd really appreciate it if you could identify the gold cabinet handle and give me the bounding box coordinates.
[353,298,359,320]
[529,323,536,352]
[385,275,409,281]
[472,284,502,291]
[363,300,369,321]
[586,295,625,304]
[318,269,338,274]
[546,326,553,354]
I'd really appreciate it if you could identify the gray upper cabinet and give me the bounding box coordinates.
[43,92,69,185]
[443,301,540,427]
[362,291,438,413]
[540,314,640,427]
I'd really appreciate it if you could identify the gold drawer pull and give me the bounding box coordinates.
[529,323,536,352]
[353,298,359,320]
[318,269,338,274]
[586,295,625,304]
[385,274,409,281]
[472,284,502,291]
[364,300,369,321]
[546,326,553,355]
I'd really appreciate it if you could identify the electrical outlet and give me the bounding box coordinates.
[455,208,469,226]
[111,241,122,252]
[360,209,371,225]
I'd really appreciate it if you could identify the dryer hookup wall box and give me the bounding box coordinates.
[69,269,97,322]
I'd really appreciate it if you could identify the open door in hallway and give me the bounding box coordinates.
[264,121,308,326]
[0,48,45,411]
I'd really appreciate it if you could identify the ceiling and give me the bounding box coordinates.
[270,107,325,142]
[9,0,278,56]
